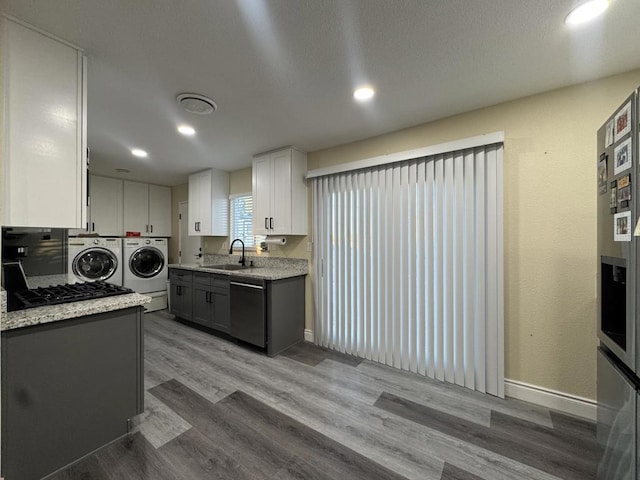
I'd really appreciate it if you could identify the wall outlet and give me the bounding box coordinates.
[307,242,313,252]
[222,241,228,249]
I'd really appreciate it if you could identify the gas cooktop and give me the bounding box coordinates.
[9,281,133,312]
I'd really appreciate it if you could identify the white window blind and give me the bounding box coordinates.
[312,144,504,396]
[230,194,265,248]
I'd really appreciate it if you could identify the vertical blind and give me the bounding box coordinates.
[312,144,504,396]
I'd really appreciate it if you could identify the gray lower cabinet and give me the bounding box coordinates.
[170,269,229,333]
[266,275,305,356]
[170,269,193,322]
[229,274,305,356]
[1,307,144,480]
[168,268,304,356]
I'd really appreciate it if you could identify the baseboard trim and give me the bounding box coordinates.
[504,379,596,421]
[304,329,314,343]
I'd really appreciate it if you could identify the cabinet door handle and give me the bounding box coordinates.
[269,217,273,230]
[86,222,89,231]
[92,222,95,232]
[265,217,268,229]
[150,224,153,233]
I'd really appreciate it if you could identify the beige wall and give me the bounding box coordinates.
[307,68,640,400]
[170,69,640,400]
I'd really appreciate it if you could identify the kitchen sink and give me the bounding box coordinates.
[202,264,251,271]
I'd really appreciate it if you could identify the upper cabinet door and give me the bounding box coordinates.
[188,169,229,237]
[123,181,149,235]
[188,172,200,235]
[148,184,171,237]
[252,154,272,236]
[252,148,307,236]
[2,19,87,228]
[270,150,292,235]
[198,171,213,235]
[90,176,123,236]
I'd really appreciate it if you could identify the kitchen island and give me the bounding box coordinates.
[1,276,150,480]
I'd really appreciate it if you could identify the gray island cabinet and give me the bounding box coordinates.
[1,306,145,480]
[169,266,305,356]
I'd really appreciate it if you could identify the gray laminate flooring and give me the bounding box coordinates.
[49,311,596,480]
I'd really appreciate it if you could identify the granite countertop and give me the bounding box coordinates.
[169,255,308,281]
[1,274,151,332]
[2,293,151,332]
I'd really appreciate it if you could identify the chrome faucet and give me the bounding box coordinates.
[229,238,246,266]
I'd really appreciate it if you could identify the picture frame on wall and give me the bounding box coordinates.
[598,153,608,194]
[614,101,631,142]
[614,137,632,175]
[614,211,632,242]
[605,119,614,147]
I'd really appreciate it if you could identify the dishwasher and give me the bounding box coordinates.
[230,276,266,348]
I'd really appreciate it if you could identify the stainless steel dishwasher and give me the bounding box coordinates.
[229,276,266,347]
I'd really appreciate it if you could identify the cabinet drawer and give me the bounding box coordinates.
[212,274,229,290]
[193,271,211,286]
[170,269,192,283]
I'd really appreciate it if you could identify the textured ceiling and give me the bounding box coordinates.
[1,0,640,185]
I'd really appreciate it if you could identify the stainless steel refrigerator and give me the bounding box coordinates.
[597,89,640,479]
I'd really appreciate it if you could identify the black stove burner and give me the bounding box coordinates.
[10,281,133,311]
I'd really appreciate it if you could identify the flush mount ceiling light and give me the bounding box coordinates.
[354,86,375,102]
[131,148,148,158]
[177,124,196,136]
[177,93,217,115]
[565,0,609,25]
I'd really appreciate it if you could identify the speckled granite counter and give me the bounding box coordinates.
[1,274,151,332]
[169,254,308,281]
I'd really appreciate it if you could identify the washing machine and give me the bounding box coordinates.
[68,237,123,285]
[123,238,168,294]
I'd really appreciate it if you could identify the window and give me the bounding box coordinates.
[230,193,265,249]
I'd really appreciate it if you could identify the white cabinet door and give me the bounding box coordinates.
[198,171,212,235]
[90,176,123,236]
[252,148,306,235]
[123,181,149,235]
[270,150,292,235]
[2,19,87,228]
[148,184,171,237]
[188,172,201,235]
[188,169,229,236]
[252,154,272,235]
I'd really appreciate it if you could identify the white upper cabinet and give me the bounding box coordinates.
[148,184,172,237]
[2,18,87,228]
[252,147,307,236]
[123,181,171,237]
[188,169,229,236]
[89,175,123,236]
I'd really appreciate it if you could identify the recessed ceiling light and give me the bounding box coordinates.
[354,86,375,102]
[177,93,217,115]
[178,125,196,136]
[131,148,148,158]
[565,0,609,26]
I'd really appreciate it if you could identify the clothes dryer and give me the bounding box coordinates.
[68,237,123,285]
[123,238,168,293]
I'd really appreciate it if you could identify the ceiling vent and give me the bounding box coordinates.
[177,93,217,115]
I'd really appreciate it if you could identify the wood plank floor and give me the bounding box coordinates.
[50,311,596,480]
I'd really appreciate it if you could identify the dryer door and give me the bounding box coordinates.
[72,248,118,282]
[129,247,165,278]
